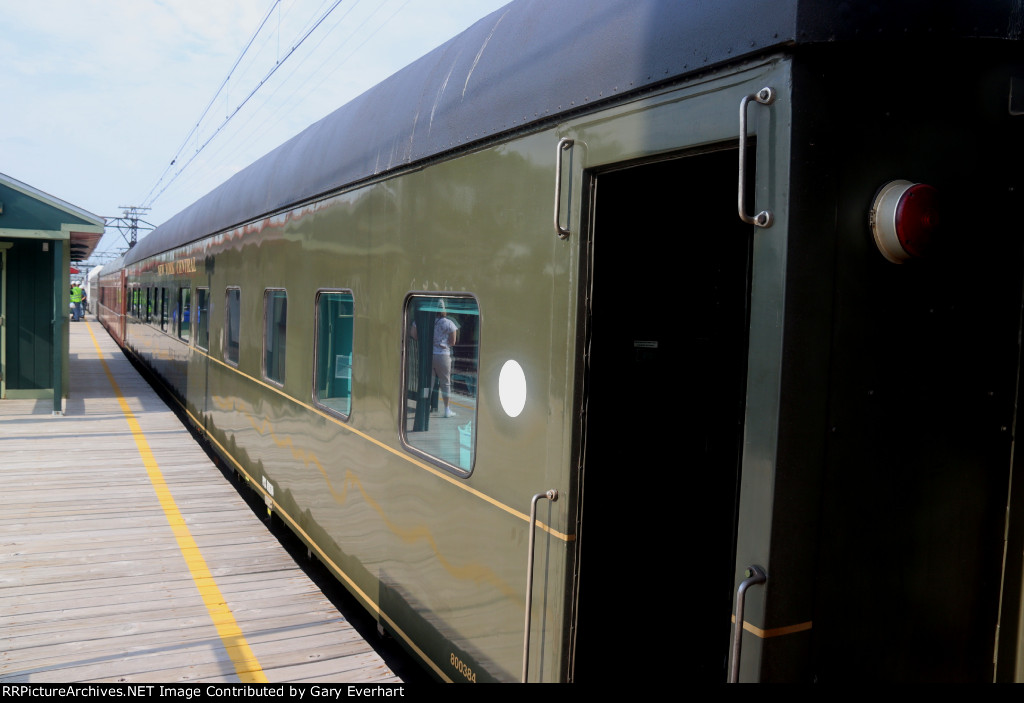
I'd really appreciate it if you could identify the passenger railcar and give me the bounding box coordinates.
[99,0,1024,682]
[85,264,102,316]
[97,255,126,341]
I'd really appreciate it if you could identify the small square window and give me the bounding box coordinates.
[314,291,354,419]
[178,287,191,341]
[160,288,169,332]
[195,288,210,350]
[264,289,287,385]
[225,288,241,365]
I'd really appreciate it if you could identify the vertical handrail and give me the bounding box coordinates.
[738,87,775,228]
[553,138,574,239]
[522,489,559,683]
[728,564,767,683]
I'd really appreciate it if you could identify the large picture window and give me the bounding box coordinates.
[402,295,479,475]
[264,289,287,385]
[314,291,354,419]
[225,287,241,365]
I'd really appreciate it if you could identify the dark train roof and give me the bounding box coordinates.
[97,253,126,278]
[126,0,1022,265]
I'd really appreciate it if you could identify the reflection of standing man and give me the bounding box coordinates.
[70,282,83,322]
[432,302,458,417]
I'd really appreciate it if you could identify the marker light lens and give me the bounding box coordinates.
[871,180,939,263]
[894,183,939,259]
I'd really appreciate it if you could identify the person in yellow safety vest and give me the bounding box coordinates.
[70,282,83,322]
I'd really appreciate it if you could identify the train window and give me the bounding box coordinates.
[177,287,191,342]
[145,287,152,323]
[195,288,210,351]
[401,294,479,475]
[263,289,287,386]
[160,288,169,332]
[313,291,354,419]
[225,287,241,365]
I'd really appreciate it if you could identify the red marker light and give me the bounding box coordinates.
[870,180,940,263]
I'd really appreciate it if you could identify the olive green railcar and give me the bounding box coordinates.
[120,137,580,683]
[102,0,1024,683]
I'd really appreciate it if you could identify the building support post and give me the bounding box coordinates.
[52,239,63,416]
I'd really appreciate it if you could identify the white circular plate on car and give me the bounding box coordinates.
[499,360,527,418]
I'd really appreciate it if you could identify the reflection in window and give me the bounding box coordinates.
[264,289,287,385]
[403,295,479,474]
[314,291,354,418]
[196,288,210,350]
[160,288,169,332]
[178,287,191,341]
[225,288,241,365]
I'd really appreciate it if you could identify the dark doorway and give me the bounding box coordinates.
[572,147,753,682]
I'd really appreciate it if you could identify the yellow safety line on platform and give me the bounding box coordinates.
[85,322,268,683]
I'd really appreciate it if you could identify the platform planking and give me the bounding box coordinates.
[0,315,402,684]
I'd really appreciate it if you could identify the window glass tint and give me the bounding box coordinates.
[314,291,354,418]
[403,295,479,474]
[196,288,210,350]
[264,289,287,385]
[160,288,169,332]
[178,287,191,341]
[225,288,241,364]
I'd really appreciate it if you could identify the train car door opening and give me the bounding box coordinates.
[573,147,753,681]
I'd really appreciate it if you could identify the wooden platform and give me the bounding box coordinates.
[0,316,402,684]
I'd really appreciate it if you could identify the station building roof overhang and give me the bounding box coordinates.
[0,172,105,261]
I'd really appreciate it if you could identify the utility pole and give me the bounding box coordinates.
[107,206,153,249]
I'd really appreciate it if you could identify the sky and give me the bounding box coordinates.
[0,0,510,265]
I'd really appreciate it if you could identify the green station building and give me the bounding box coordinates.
[0,173,104,412]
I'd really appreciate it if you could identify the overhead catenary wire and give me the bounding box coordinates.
[141,0,347,211]
[155,0,368,206]
[140,0,283,209]
[85,1,506,266]
[200,0,412,182]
